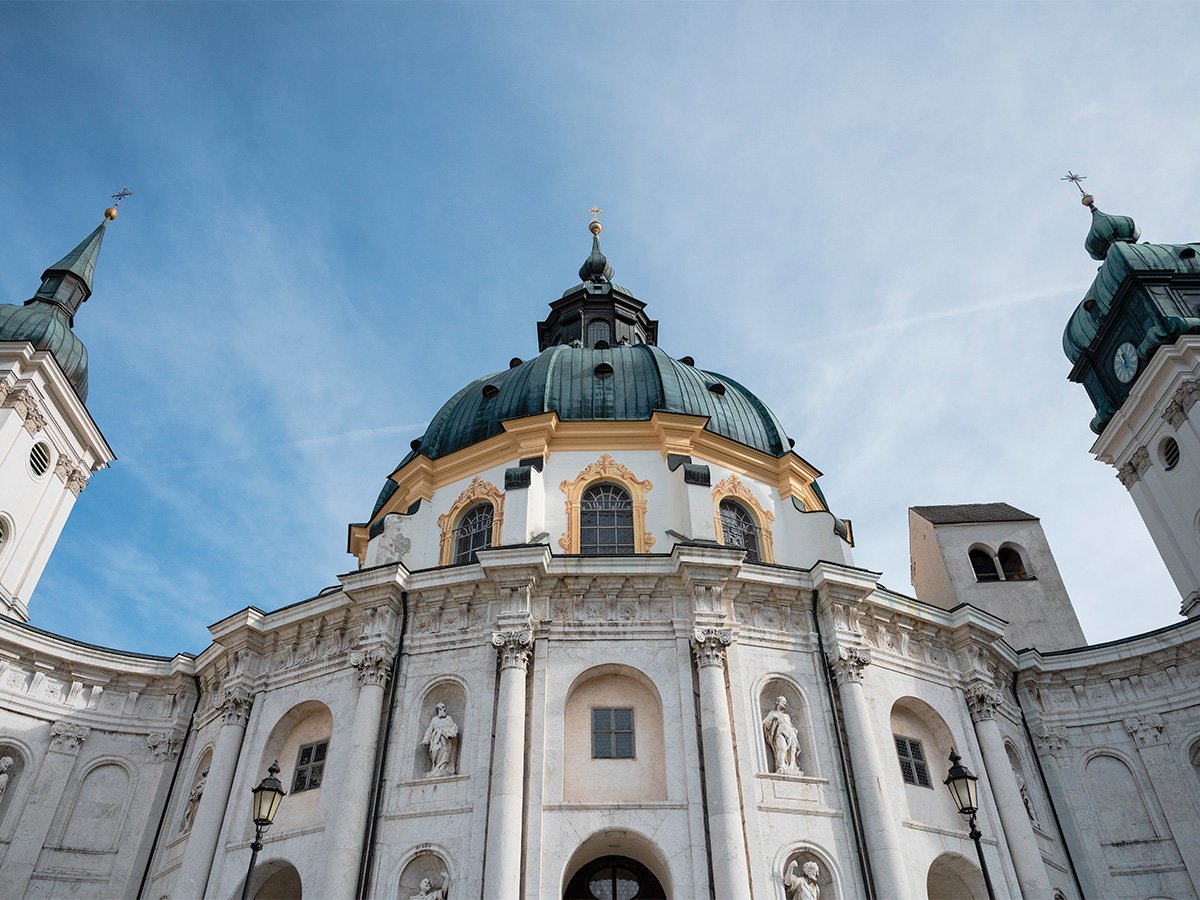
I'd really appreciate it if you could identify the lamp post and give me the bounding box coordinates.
[240,760,286,900]
[943,749,997,900]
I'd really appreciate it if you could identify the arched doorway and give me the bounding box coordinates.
[927,852,986,900]
[564,855,666,899]
[235,860,302,900]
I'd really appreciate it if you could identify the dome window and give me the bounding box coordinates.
[719,499,761,563]
[453,503,494,564]
[708,382,727,396]
[1162,436,1181,471]
[29,442,51,478]
[1182,247,1197,259]
[998,545,1030,581]
[594,363,614,378]
[509,357,523,369]
[481,384,500,399]
[680,356,695,366]
[969,547,1000,582]
[586,320,611,348]
[580,483,634,555]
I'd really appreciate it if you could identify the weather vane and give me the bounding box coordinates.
[1061,171,1095,208]
[588,206,604,235]
[105,187,134,221]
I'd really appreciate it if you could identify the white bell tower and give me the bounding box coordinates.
[0,207,118,620]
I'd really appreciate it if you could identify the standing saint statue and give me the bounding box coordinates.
[0,756,13,805]
[783,859,821,900]
[421,702,460,777]
[181,766,207,832]
[408,870,449,900]
[762,696,802,775]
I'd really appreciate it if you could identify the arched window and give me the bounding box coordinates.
[969,548,1000,582]
[453,502,494,564]
[719,499,761,562]
[564,855,666,900]
[587,319,611,348]
[998,545,1030,581]
[580,483,634,555]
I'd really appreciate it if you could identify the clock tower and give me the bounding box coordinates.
[1063,189,1200,615]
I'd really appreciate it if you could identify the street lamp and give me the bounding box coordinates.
[943,749,996,900]
[240,760,287,900]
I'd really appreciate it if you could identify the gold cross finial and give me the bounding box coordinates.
[105,187,134,220]
[589,206,602,220]
[1061,172,1095,207]
[588,206,603,235]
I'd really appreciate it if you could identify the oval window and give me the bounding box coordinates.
[29,442,51,477]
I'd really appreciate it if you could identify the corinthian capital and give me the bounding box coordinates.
[49,720,90,754]
[350,646,393,687]
[3,388,46,435]
[965,682,1003,723]
[492,629,533,671]
[831,646,872,685]
[217,685,253,726]
[691,627,733,669]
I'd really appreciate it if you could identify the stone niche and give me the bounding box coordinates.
[0,741,28,835]
[782,848,839,900]
[411,680,466,781]
[759,678,814,777]
[398,850,451,899]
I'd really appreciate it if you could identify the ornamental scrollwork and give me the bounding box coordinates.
[3,388,47,435]
[831,646,872,685]
[558,454,654,553]
[49,721,90,754]
[217,685,253,726]
[350,646,393,687]
[1163,380,1200,428]
[964,682,1003,723]
[1117,445,1152,489]
[147,730,183,761]
[491,629,533,671]
[1124,713,1167,747]
[436,476,505,565]
[691,627,733,668]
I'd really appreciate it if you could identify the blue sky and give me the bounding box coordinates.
[0,3,1192,654]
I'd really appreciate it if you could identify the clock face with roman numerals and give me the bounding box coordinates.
[1113,342,1139,383]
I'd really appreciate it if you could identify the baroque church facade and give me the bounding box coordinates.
[0,199,1198,900]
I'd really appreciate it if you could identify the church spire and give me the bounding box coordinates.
[1062,173,1140,261]
[578,208,614,284]
[33,191,129,320]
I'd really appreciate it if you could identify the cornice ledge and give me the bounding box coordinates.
[671,543,745,583]
[338,561,409,606]
[1015,616,1200,673]
[475,544,552,582]
[207,607,268,645]
[810,561,879,604]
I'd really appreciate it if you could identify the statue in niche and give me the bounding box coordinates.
[783,859,821,900]
[0,756,13,804]
[421,702,460,777]
[1017,772,1039,826]
[408,870,449,900]
[181,767,207,832]
[762,696,802,775]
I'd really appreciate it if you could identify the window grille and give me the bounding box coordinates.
[1163,437,1181,471]
[586,319,611,348]
[580,484,634,555]
[29,443,51,477]
[291,739,328,792]
[453,503,494,564]
[719,499,762,562]
[592,707,635,759]
[894,735,931,787]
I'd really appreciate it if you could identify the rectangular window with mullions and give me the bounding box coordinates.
[592,707,635,759]
[894,735,932,787]
[291,739,328,792]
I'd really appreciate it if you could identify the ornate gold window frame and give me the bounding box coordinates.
[712,473,775,563]
[559,453,654,554]
[437,476,505,565]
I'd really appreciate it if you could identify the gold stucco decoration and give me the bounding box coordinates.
[712,473,776,563]
[437,476,505,565]
[558,453,654,553]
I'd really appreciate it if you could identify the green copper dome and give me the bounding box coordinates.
[372,343,793,515]
[0,301,89,399]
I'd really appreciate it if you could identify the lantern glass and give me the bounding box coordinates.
[250,761,286,827]
[943,749,979,815]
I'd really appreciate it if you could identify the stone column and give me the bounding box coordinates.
[691,627,752,900]
[174,686,253,900]
[965,683,1052,898]
[0,721,90,897]
[482,628,533,899]
[830,647,914,900]
[317,647,393,900]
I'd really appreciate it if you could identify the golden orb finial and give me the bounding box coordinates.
[104,207,118,220]
[588,205,603,235]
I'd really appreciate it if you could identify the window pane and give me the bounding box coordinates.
[593,708,611,730]
[594,732,611,759]
[914,761,931,787]
[908,740,924,762]
[614,732,634,758]
[613,708,633,730]
[313,741,328,762]
[899,759,915,784]
[298,746,312,766]
[308,763,324,788]
[292,769,308,792]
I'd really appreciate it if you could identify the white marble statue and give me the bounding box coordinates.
[0,756,13,804]
[762,696,802,775]
[408,870,449,900]
[181,767,207,832]
[783,859,821,900]
[1017,773,1039,826]
[421,702,460,777]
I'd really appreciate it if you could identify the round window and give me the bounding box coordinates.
[29,442,51,477]
[1162,436,1181,472]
